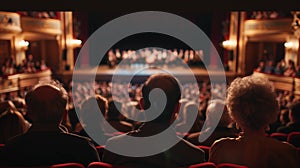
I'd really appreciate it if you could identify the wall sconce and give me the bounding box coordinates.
[18,40,29,50]
[70,39,82,48]
[222,40,237,50]
[284,40,299,51]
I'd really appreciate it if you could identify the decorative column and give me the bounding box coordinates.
[60,12,74,71]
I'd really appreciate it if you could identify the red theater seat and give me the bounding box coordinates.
[188,162,216,168]
[197,145,210,161]
[0,163,84,168]
[0,144,4,153]
[88,162,128,168]
[50,163,85,168]
[216,163,248,168]
[270,133,288,142]
[287,132,300,147]
[96,145,106,160]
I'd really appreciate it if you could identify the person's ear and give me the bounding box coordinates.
[174,102,180,114]
[171,102,180,123]
[139,97,145,110]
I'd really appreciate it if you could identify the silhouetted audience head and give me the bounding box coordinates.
[206,99,231,127]
[280,109,290,125]
[182,102,199,123]
[107,100,123,121]
[209,76,300,168]
[0,108,30,143]
[0,100,17,115]
[80,94,108,127]
[288,100,300,123]
[25,80,68,125]
[226,75,279,131]
[140,73,181,124]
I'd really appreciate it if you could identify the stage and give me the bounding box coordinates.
[55,65,239,84]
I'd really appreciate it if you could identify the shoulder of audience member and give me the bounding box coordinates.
[210,137,237,150]
[267,136,298,150]
[63,131,95,144]
[276,125,289,134]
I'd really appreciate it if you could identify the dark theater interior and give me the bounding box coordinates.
[0,8,300,168]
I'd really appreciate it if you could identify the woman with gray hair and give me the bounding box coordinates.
[209,75,300,168]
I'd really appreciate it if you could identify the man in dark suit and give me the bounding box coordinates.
[102,74,205,167]
[0,80,100,167]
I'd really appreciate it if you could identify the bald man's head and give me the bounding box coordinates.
[25,80,68,124]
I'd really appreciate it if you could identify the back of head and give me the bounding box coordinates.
[226,75,278,131]
[0,100,17,115]
[0,109,28,143]
[107,100,122,121]
[183,101,199,122]
[142,73,181,123]
[206,99,231,127]
[289,100,300,123]
[80,94,108,126]
[25,80,68,125]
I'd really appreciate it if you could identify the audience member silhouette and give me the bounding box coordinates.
[283,59,296,77]
[175,101,203,136]
[209,75,300,168]
[102,74,205,168]
[77,94,110,146]
[0,80,100,167]
[186,99,238,146]
[0,106,31,144]
[277,100,300,134]
[102,100,133,135]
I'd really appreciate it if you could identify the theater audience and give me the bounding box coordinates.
[0,55,48,77]
[175,101,203,135]
[186,99,238,146]
[102,74,205,167]
[102,100,133,135]
[264,60,274,74]
[209,75,300,168]
[276,100,300,134]
[77,94,110,146]
[0,105,31,144]
[283,59,296,77]
[254,60,265,72]
[268,108,290,134]
[0,80,100,167]
[274,61,284,75]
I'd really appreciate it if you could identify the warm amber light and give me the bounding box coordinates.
[18,40,29,50]
[19,40,29,48]
[222,40,237,50]
[284,41,299,50]
[70,39,82,48]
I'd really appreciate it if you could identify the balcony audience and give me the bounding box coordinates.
[209,75,300,168]
[254,60,265,72]
[283,59,296,77]
[0,80,100,167]
[0,54,49,77]
[102,74,205,167]
[263,60,274,74]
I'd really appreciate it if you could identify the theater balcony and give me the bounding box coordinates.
[0,12,22,38]
[20,16,62,39]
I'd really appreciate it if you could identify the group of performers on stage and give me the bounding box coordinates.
[106,48,205,69]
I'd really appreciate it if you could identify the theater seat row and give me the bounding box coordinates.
[270,131,300,147]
